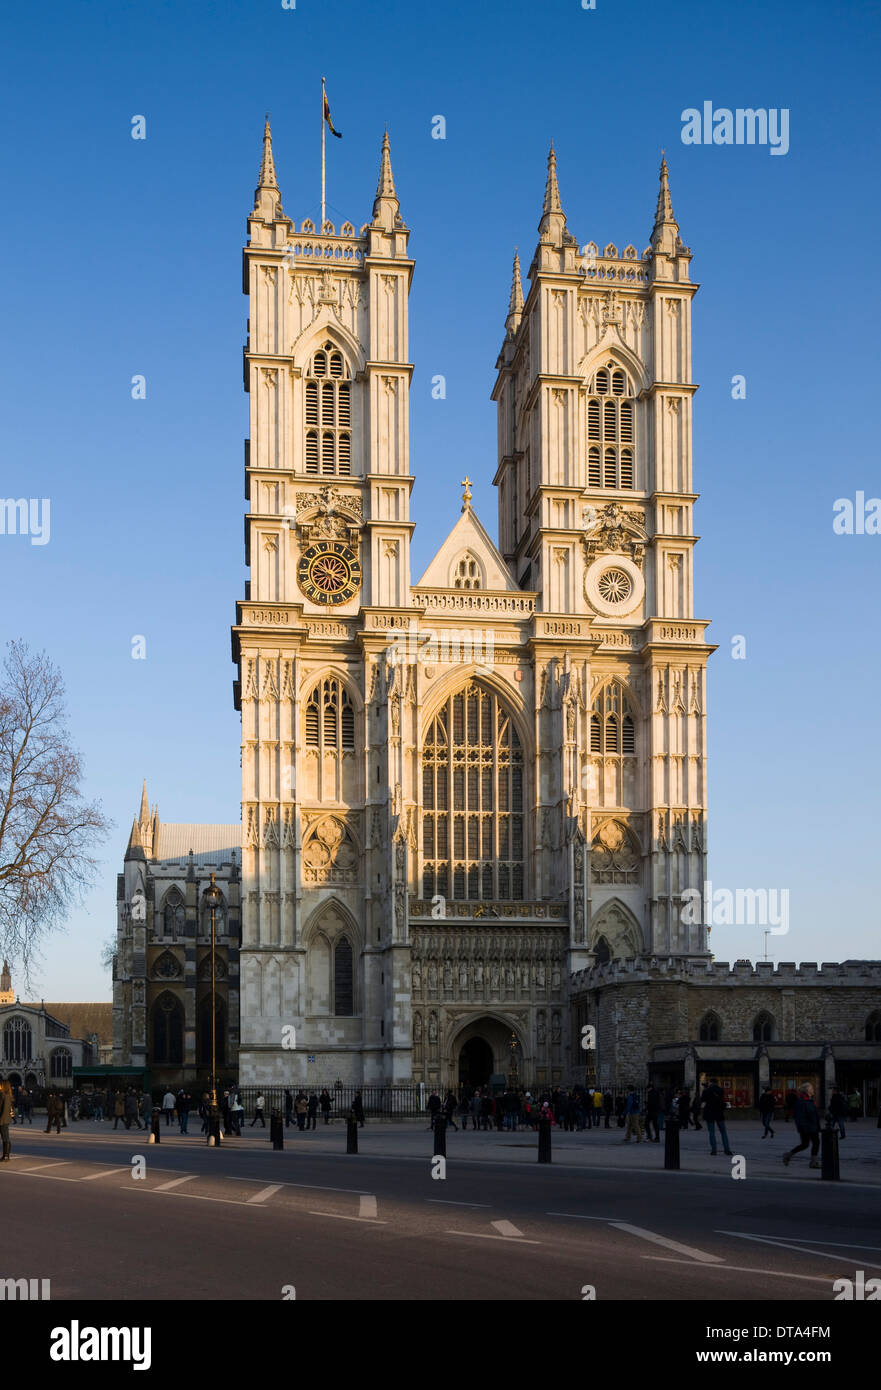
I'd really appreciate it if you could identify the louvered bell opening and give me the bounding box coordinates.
[620,449,634,488]
[590,713,602,753]
[321,382,335,426]
[305,382,319,426]
[622,714,635,753]
[312,351,327,378]
[329,351,344,379]
[338,433,351,475]
[604,400,617,439]
[588,447,601,487]
[337,382,351,427]
[604,449,617,488]
[605,715,620,753]
[341,700,355,749]
[587,399,601,441]
[305,430,319,473]
[305,703,320,745]
[321,432,335,475]
[595,369,609,394]
[620,400,633,442]
[612,369,626,395]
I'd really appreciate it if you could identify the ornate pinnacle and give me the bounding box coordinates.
[505,249,525,335]
[375,129,396,201]
[654,151,677,228]
[543,142,563,216]
[258,115,278,190]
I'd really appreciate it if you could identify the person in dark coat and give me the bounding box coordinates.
[644,1085,661,1142]
[45,1091,63,1135]
[758,1086,776,1138]
[827,1086,847,1139]
[284,1088,294,1128]
[123,1090,141,1130]
[426,1090,442,1129]
[307,1092,319,1129]
[352,1091,365,1127]
[0,1080,14,1161]
[603,1090,613,1128]
[319,1088,332,1123]
[614,1093,626,1127]
[690,1090,703,1130]
[678,1087,691,1131]
[783,1084,821,1169]
[700,1078,733,1156]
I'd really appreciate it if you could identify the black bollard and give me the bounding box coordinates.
[270,1109,284,1151]
[538,1115,552,1163]
[820,1124,839,1180]
[151,1108,161,1144]
[664,1116,680,1169]
[346,1111,359,1154]
[433,1117,447,1158]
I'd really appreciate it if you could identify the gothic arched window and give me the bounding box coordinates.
[163,889,186,938]
[151,993,184,1065]
[752,1013,774,1042]
[50,1047,72,1078]
[422,681,525,902]
[865,1012,881,1043]
[586,360,636,490]
[2,1016,32,1063]
[334,937,354,1016]
[304,342,352,477]
[698,1012,721,1043]
[452,553,482,590]
[590,683,636,756]
[305,677,355,750]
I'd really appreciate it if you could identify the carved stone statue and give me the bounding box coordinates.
[414,1012,423,1042]
[536,1011,547,1045]
[427,962,438,991]
[551,1011,562,1045]
[443,960,453,990]
[428,1012,438,1043]
[459,962,468,993]
[411,961,421,992]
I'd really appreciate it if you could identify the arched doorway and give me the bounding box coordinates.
[459,1036,494,1088]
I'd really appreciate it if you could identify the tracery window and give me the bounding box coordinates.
[50,1047,72,1078]
[304,678,355,749]
[334,938,354,1015]
[587,361,635,490]
[752,1013,774,1043]
[151,992,183,1065]
[163,889,186,938]
[699,1012,721,1043]
[2,1016,32,1063]
[304,342,352,476]
[590,683,636,756]
[422,681,525,901]
[452,554,482,589]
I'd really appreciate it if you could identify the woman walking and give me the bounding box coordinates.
[0,1080,14,1161]
[758,1086,776,1138]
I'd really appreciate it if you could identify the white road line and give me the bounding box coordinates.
[306,1211,387,1224]
[81,1167,131,1181]
[609,1222,724,1264]
[131,1188,269,1207]
[247,1183,283,1205]
[446,1230,541,1245]
[717,1231,881,1254]
[154,1175,197,1192]
[17,1161,70,1172]
[359,1194,378,1219]
[427,1199,491,1208]
[717,1231,881,1271]
[642,1257,836,1284]
[546,1212,611,1220]
[492,1219,525,1239]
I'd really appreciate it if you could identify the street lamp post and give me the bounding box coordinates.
[204,873,223,1111]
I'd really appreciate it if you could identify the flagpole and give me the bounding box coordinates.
[321,75,326,230]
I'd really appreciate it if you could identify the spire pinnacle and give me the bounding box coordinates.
[138,780,149,826]
[371,129,403,232]
[505,249,524,335]
[258,115,278,190]
[654,151,676,229]
[375,130,396,201]
[543,142,563,217]
[651,150,684,259]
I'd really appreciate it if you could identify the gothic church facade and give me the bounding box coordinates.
[232,123,713,1090]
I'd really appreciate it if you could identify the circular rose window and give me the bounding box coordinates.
[597,568,632,604]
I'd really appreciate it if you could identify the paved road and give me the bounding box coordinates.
[2,1123,879,1301]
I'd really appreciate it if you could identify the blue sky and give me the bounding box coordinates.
[1,0,878,997]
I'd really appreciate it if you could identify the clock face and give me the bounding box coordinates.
[297,540,362,606]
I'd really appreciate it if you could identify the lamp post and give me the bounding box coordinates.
[204,872,223,1110]
[507,1032,520,1090]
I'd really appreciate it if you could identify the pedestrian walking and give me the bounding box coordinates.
[0,1079,14,1161]
[782,1084,821,1169]
[162,1089,176,1127]
[45,1090,63,1135]
[319,1088,332,1124]
[139,1092,151,1130]
[307,1092,318,1129]
[847,1089,861,1123]
[758,1086,776,1138]
[177,1090,191,1134]
[603,1090,613,1128]
[614,1094,626,1128]
[124,1090,141,1130]
[199,1092,211,1134]
[113,1091,125,1129]
[443,1091,459,1131]
[426,1089,442,1130]
[690,1089,703,1130]
[295,1091,308,1131]
[284,1088,294,1128]
[352,1091,365,1127]
[250,1093,266,1127]
[701,1078,733,1156]
[231,1092,244,1135]
[644,1085,661,1142]
[622,1088,643,1143]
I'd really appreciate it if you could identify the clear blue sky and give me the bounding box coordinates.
[1,0,878,998]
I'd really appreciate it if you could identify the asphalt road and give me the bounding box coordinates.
[3,1121,880,1303]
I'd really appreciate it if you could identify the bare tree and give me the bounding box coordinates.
[0,640,111,975]
[100,935,116,973]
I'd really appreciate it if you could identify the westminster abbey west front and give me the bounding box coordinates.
[233,122,713,1091]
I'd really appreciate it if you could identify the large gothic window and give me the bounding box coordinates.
[50,1047,72,1078]
[587,361,635,490]
[699,1012,721,1043]
[304,342,352,477]
[151,992,184,1065]
[3,1016,32,1063]
[304,678,355,749]
[422,682,525,901]
[163,889,186,938]
[590,683,636,755]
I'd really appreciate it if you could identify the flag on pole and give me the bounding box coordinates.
[323,89,342,138]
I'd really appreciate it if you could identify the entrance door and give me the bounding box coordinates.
[459,1037,494,1089]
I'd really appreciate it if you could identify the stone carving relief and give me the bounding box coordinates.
[302,816,358,884]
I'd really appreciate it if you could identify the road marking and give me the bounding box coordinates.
[427,1199,491,1208]
[610,1222,724,1264]
[306,1211,387,1224]
[359,1195,377,1219]
[446,1229,541,1245]
[18,1161,70,1172]
[717,1231,881,1271]
[546,1212,612,1220]
[155,1174,197,1192]
[130,1188,269,1207]
[81,1167,130,1181]
[247,1183,283,1205]
[717,1231,881,1254]
[492,1219,525,1239]
[643,1257,836,1284]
